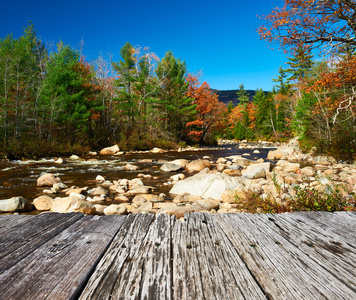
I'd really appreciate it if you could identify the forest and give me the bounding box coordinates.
[0,0,355,160]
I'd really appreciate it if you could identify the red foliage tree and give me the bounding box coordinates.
[258,0,356,53]
[186,75,227,142]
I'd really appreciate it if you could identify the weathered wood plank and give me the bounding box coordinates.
[172,213,266,300]
[253,213,356,292]
[79,213,156,300]
[0,215,34,234]
[0,212,84,273]
[286,211,356,246]
[0,215,126,299]
[215,213,356,299]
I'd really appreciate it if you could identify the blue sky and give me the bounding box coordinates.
[0,0,286,91]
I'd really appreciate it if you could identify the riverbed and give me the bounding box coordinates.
[0,144,274,202]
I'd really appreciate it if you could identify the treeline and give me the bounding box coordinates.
[228,45,356,160]
[0,24,227,158]
[1,23,355,160]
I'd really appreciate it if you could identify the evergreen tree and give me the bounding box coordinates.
[112,42,138,130]
[286,46,314,81]
[155,51,196,140]
[272,66,291,95]
[236,84,249,105]
[41,43,99,141]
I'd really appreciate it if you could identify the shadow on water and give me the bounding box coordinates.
[0,145,275,201]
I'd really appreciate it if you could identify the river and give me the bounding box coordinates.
[0,144,274,202]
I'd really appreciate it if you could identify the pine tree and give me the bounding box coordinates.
[155,51,196,140]
[286,46,314,82]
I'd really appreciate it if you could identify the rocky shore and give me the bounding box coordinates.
[1,139,355,217]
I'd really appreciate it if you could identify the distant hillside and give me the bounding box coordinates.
[213,89,267,106]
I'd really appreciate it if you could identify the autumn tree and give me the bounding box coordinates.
[258,0,356,54]
[185,75,227,143]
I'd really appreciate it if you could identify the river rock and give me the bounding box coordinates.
[0,196,34,212]
[216,157,227,164]
[222,169,241,176]
[90,186,108,196]
[192,199,220,211]
[132,195,147,206]
[96,175,105,182]
[54,158,66,164]
[216,164,226,172]
[124,163,140,171]
[104,204,127,215]
[242,162,271,179]
[133,202,153,213]
[140,194,165,202]
[33,195,54,211]
[37,173,62,187]
[169,173,241,200]
[283,162,300,173]
[160,162,182,172]
[51,196,95,215]
[157,205,193,218]
[186,159,211,172]
[69,155,81,160]
[126,185,153,195]
[173,193,202,203]
[100,144,120,155]
[171,159,189,167]
[170,174,185,182]
[93,204,107,215]
[151,147,165,153]
[267,149,291,160]
[114,195,130,202]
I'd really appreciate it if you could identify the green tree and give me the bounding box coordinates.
[41,43,99,141]
[156,51,196,140]
[286,46,314,82]
[236,84,249,105]
[112,42,138,131]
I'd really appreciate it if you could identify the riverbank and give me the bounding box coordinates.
[0,139,355,216]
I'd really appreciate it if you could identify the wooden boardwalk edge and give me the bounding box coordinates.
[0,212,355,299]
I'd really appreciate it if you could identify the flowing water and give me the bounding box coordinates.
[0,144,275,203]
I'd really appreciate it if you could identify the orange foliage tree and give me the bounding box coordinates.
[258,0,356,53]
[186,74,227,143]
[305,56,356,137]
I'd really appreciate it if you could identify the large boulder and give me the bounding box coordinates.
[51,196,95,215]
[33,195,54,211]
[185,159,211,172]
[169,173,241,200]
[100,145,120,155]
[242,162,271,179]
[0,197,34,212]
[160,162,183,172]
[37,173,62,187]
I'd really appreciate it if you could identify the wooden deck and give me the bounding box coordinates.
[0,211,355,299]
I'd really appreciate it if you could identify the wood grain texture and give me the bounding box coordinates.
[79,213,157,300]
[0,215,34,234]
[214,213,356,299]
[0,215,126,300]
[172,213,266,300]
[0,212,84,273]
[0,212,355,299]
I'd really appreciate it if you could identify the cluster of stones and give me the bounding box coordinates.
[1,139,355,216]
